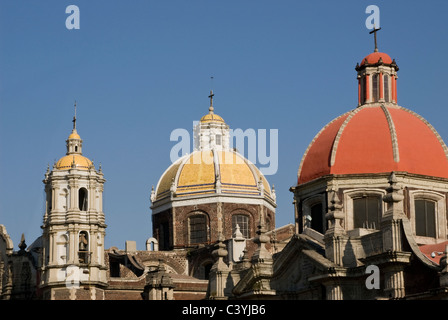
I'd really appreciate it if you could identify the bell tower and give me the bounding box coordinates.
[40,106,107,300]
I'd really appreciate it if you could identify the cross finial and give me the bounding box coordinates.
[72,100,77,130]
[208,90,214,113]
[369,25,381,52]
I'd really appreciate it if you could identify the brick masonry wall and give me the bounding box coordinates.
[171,202,275,247]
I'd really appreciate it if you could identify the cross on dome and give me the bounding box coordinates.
[208,90,214,113]
[369,25,381,52]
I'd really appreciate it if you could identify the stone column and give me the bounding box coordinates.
[326,283,343,300]
[384,266,405,299]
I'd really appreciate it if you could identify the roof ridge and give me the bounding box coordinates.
[380,104,400,163]
[330,107,363,167]
[297,110,352,180]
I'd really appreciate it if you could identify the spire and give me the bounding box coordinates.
[66,102,83,155]
[73,100,77,130]
[18,233,27,252]
[369,25,381,53]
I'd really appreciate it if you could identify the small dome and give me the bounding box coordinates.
[56,154,93,171]
[200,113,225,123]
[154,150,273,202]
[68,130,81,140]
[360,52,393,66]
[298,104,448,184]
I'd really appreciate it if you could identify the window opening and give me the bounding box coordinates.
[232,214,249,238]
[354,196,380,229]
[415,199,436,237]
[79,188,88,211]
[189,215,207,244]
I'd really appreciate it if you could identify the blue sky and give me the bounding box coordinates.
[1,0,447,250]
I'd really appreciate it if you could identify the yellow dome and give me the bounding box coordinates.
[200,113,225,123]
[68,131,81,139]
[154,150,273,202]
[56,154,93,170]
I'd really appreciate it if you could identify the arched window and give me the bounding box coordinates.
[146,237,159,251]
[361,76,367,104]
[372,73,379,102]
[160,222,170,250]
[78,231,89,264]
[415,200,436,237]
[384,74,390,102]
[310,203,324,234]
[232,214,249,238]
[353,196,381,229]
[79,188,88,211]
[216,134,222,146]
[189,214,207,244]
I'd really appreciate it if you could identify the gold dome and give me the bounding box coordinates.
[200,113,225,123]
[56,154,93,171]
[68,130,81,140]
[154,150,273,202]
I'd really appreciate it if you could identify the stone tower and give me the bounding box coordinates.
[40,109,107,300]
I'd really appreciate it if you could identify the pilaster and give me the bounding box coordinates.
[324,189,347,266]
[381,172,405,252]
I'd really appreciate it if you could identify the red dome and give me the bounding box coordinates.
[360,52,393,65]
[298,105,448,184]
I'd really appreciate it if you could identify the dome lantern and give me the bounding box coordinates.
[355,28,399,106]
[194,91,230,151]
